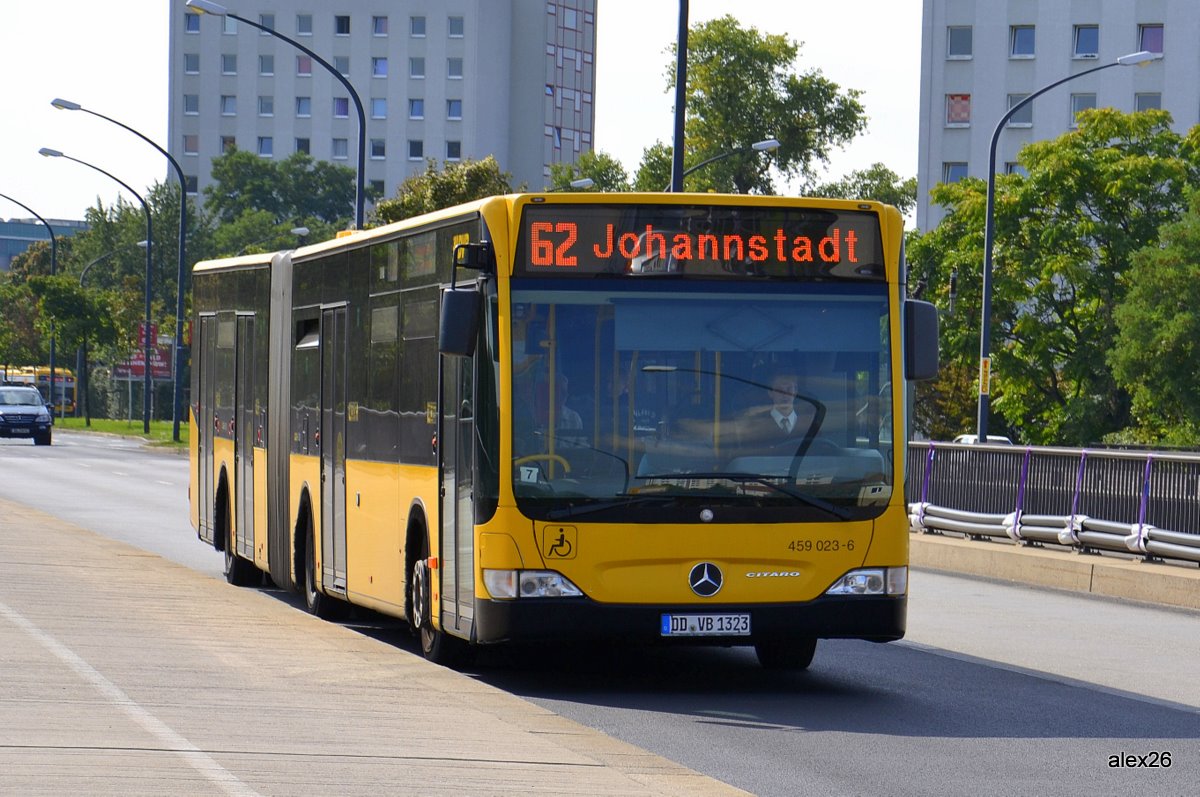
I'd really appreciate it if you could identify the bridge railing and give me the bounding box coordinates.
[905,442,1200,566]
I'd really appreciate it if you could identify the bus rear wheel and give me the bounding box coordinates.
[754,637,817,670]
[219,492,257,586]
[304,519,347,620]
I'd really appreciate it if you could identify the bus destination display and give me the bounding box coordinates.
[517,203,884,279]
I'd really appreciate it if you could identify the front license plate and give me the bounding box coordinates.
[661,613,751,637]
[12,428,29,434]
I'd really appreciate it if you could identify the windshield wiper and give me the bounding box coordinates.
[637,472,851,520]
[545,494,679,520]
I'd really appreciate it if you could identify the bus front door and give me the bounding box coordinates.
[438,350,475,639]
[320,306,348,597]
[197,315,217,545]
[234,314,256,563]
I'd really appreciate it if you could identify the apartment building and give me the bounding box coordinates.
[167,0,596,212]
[917,0,1198,230]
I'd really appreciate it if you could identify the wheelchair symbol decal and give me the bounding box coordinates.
[543,526,577,559]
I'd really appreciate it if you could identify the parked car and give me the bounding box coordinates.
[0,385,53,445]
[952,433,1013,445]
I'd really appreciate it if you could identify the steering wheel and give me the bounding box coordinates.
[514,453,571,473]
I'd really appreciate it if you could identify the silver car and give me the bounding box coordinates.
[0,385,53,445]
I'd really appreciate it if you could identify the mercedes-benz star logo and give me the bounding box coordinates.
[688,562,723,598]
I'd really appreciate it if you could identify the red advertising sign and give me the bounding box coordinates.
[113,343,174,381]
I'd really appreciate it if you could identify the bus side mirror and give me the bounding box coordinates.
[904,299,940,381]
[440,288,481,357]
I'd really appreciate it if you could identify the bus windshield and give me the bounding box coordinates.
[509,278,894,523]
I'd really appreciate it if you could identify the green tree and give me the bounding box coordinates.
[204,149,355,225]
[645,16,867,194]
[1110,188,1200,445]
[0,280,40,367]
[815,163,918,217]
[547,150,631,192]
[375,156,520,223]
[908,109,1200,445]
[27,275,120,357]
[632,142,672,192]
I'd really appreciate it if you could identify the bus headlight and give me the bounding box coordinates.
[825,566,907,596]
[482,569,584,599]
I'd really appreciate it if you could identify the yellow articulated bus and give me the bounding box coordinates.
[190,193,939,669]
[4,365,76,415]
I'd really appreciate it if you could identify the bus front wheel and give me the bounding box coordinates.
[754,637,817,670]
[410,534,468,668]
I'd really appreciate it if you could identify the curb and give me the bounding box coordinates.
[910,531,1200,612]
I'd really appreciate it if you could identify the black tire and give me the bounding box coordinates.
[34,430,51,446]
[304,518,348,620]
[754,637,817,671]
[223,531,258,587]
[410,532,469,667]
[218,489,257,586]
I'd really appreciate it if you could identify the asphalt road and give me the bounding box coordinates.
[2,430,1196,796]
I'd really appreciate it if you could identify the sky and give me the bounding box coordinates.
[0,0,921,222]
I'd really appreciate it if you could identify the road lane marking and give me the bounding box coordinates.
[0,599,262,797]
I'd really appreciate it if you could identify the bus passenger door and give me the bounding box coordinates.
[439,350,475,639]
[320,306,348,596]
[197,315,217,545]
[234,314,256,562]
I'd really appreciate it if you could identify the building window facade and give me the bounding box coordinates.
[332,138,349,159]
[1071,93,1097,125]
[410,57,425,78]
[943,162,968,183]
[1138,23,1163,54]
[373,16,388,36]
[1135,92,1162,111]
[333,97,350,118]
[446,140,462,160]
[448,16,465,37]
[448,57,463,78]
[257,137,273,157]
[1073,25,1099,58]
[409,98,424,119]
[259,54,274,75]
[410,16,426,37]
[297,56,312,76]
[372,57,388,78]
[258,96,274,116]
[370,139,386,159]
[1006,94,1032,126]
[371,98,387,119]
[408,140,423,159]
[447,99,463,119]
[297,14,312,35]
[947,26,972,58]
[335,15,350,35]
[183,94,199,115]
[296,137,310,154]
[296,96,312,117]
[1010,25,1035,57]
[220,95,237,115]
[945,93,971,126]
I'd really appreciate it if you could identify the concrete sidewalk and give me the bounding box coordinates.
[0,498,747,797]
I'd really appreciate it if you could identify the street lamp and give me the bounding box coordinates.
[0,192,58,417]
[186,0,366,230]
[662,138,780,192]
[546,178,594,192]
[40,147,154,435]
[235,226,311,256]
[975,50,1162,441]
[52,97,190,442]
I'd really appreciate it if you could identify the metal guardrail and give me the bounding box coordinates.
[905,441,1200,566]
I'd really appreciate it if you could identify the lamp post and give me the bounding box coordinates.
[669,0,689,192]
[662,138,780,192]
[0,192,58,416]
[52,98,190,442]
[40,147,154,435]
[186,0,366,229]
[976,50,1162,442]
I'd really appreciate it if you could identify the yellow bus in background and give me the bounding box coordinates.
[190,193,938,669]
[3,365,76,415]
